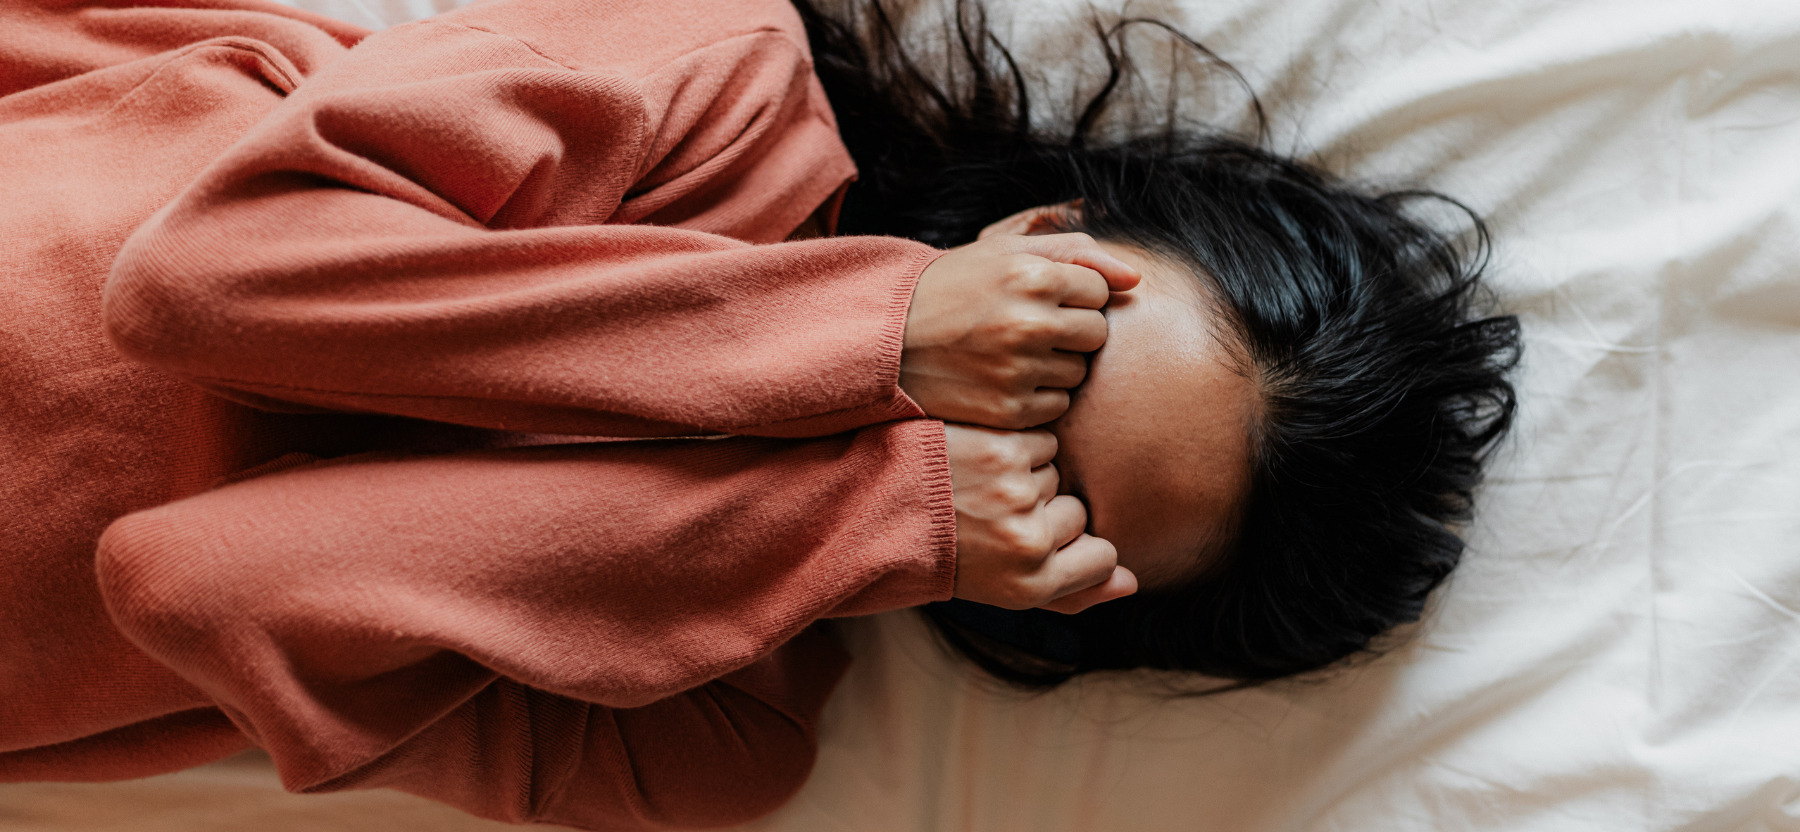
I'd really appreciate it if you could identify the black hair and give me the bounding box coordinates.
[793,0,1522,687]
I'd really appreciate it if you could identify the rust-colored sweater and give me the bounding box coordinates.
[0,0,956,826]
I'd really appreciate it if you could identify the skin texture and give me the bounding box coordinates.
[980,207,1260,593]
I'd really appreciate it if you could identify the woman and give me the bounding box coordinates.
[0,0,1516,828]
[0,0,1146,824]
[792,2,1522,685]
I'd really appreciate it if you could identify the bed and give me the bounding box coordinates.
[4,0,1797,829]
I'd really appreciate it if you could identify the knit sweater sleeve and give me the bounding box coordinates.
[95,421,956,826]
[104,0,943,438]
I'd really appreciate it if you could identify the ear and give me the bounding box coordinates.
[977,200,1084,239]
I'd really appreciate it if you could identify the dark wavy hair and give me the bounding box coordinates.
[794,0,1521,687]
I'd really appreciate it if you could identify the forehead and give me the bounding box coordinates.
[1056,243,1257,588]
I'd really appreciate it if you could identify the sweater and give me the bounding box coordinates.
[0,0,956,826]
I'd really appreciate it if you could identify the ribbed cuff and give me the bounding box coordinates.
[912,417,959,601]
[873,244,949,423]
[741,240,944,438]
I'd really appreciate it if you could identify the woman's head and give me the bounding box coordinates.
[795,0,1521,686]
[978,206,1258,590]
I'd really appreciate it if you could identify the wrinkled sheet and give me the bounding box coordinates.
[5,0,1797,830]
[763,3,1800,830]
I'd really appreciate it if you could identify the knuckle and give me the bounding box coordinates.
[996,523,1030,555]
[997,520,1047,558]
[1000,313,1051,349]
[997,584,1041,610]
[990,396,1028,427]
[980,318,1030,350]
[1000,325,1033,351]
[995,442,1030,471]
[977,443,1011,471]
[989,361,1024,387]
[994,479,1036,509]
[1016,314,1057,342]
[1008,265,1057,298]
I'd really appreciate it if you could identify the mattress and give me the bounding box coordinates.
[4,0,1797,829]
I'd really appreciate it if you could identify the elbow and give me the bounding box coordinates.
[98,500,301,750]
[95,506,249,680]
[624,685,823,828]
[543,686,823,831]
[102,231,228,376]
[640,733,816,829]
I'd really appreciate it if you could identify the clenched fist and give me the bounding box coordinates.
[902,233,1140,430]
[944,423,1137,614]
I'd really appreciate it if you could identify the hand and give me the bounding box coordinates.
[944,423,1138,614]
[902,233,1141,430]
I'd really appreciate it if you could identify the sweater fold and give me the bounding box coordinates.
[1,0,958,825]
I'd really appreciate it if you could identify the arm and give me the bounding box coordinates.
[95,421,953,806]
[0,0,363,99]
[105,0,941,438]
[314,630,853,831]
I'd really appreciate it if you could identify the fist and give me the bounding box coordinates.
[944,423,1137,614]
[901,233,1140,430]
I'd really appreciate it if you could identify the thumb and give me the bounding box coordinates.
[1038,566,1139,615]
[1011,233,1142,292]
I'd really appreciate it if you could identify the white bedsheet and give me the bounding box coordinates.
[9,0,1797,830]
[764,1,1800,828]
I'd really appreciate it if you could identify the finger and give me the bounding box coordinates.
[1034,530,1120,604]
[1041,494,1089,552]
[1053,308,1108,353]
[977,209,1039,239]
[1048,262,1111,310]
[1007,388,1070,429]
[1032,462,1060,503]
[1016,428,1059,469]
[1039,565,1139,614]
[1035,352,1088,390]
[1010,233,1141,292]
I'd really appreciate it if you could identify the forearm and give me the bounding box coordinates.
[104,1,943,438]
[108,208,940,436]
[96,421,953,790]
